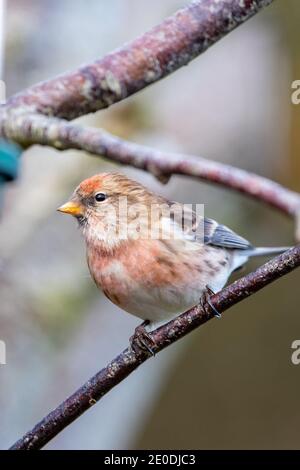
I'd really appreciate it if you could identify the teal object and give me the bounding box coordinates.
[0,140,22,211]
[0,140,21,181]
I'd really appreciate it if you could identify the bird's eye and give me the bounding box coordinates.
[94,192,107,202]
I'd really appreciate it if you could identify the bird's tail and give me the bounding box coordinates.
[245,246,291,257]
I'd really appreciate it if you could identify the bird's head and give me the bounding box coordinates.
[57,172,165,246]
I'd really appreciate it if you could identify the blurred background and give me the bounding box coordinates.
[0,0,300,450]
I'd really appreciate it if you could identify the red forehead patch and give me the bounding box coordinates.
[78,174,108,194]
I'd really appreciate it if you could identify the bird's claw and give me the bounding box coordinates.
[200,285,222,319]
[130,321,156,356]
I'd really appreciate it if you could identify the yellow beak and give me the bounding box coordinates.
[57,200,84,217]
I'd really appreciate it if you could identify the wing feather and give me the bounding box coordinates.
[202,217,253,250]
[167,201,252,251]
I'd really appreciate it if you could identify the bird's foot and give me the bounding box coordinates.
[130,320,157,356]
[200,285,222,319]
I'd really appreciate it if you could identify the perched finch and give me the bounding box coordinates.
[58,173,289,353]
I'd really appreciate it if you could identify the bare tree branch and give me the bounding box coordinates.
[10,245,300,450]
[2,0,274,120]
[1,114,300,232]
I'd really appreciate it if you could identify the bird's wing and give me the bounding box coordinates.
[200,217,253,250]
[167,201,252,250]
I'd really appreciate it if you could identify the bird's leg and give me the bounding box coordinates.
[130,320,157,356]
[200,285,222,319]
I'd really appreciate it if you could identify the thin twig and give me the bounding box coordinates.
[10,245,300,450]
[1,114,300,225]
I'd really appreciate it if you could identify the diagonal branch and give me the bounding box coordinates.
[1,114,300,233]
[2,0,274,120]
[10,245,300,450]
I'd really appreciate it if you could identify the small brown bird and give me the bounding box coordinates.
[58,173,289,351]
